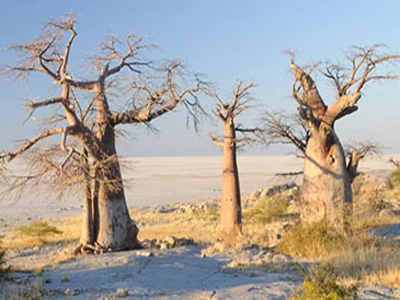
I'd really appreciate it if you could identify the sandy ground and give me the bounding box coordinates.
[6,243,400,300]
[1,155,400,299]
[1,154,397,225]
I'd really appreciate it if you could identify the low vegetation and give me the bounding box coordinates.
[243,194,289,224]
[0,173,399,299]
[18,221,62,244]
[292,263,358,300]
[277,221,350,259]
[0,250,9,280]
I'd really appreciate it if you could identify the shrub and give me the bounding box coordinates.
[243,195,289,224]
[0,237,10,280]
[389,168,400,186]
[0,250,10,280]
[291,263,358,300]
[18,220,62,243]
[277,221,349,259]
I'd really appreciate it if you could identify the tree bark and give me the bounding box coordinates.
[80,175,95,245]
[95,159,139,250]
[301,130,352,228]
[220,122,242,236]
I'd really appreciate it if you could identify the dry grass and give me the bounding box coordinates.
[243,194,289,224]
[0,281,44,300]
[0,218,80,251]
[328,247,400,288]
[134,207,219,244]
[0,179,399,291]
[276,215,400,288]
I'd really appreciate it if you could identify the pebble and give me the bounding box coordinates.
[115,288,129,297]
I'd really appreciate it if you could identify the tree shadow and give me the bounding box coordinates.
[40,245,298,299]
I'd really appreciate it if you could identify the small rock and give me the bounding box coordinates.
[135,250,154,257]
[272,254,292,264]
[262,252,274,263]
[115,288,129,297]
[211,242,225,253]
[64,288,80,296]
[164,235,177,248]
[61,276,70,283]
[159,242,169,250]
[33,246,40,252]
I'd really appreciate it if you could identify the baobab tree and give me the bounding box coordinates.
[284,45,398,227]
[210,81,258,237]
[0,15,205,253]
[263,112,379,181]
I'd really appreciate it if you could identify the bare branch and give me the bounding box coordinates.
[261,111,308,153]
[209,133,224,147]
[111,61,206,126]
[0,128,64,161]
[346,141,381,182]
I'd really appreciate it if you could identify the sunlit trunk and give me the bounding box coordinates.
[220,122,242,236]
[95,159,139,250]
[79,175,94,247]
[301,130,352,228]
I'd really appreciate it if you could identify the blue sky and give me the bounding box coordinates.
[1,1,400,156]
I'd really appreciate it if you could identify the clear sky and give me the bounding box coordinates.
[1,1,400,156]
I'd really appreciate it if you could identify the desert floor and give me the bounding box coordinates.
[1,155,399,299]
[1,154,396,225]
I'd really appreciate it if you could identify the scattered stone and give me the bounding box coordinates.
[61,276,70,283]
[134,250,154,257]
[272,254,292,264]
[115,288,129,297]
[43,278,51,284]
[164,235,177,248]
[159,242,169,250]
[213,242,225,253]
[64,288,80,296]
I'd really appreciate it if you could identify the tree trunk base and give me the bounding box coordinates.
[73,243,98,256]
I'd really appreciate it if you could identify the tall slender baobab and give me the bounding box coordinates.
[211,81,257,237]
[0,15,205,253]
[288,45,398,227]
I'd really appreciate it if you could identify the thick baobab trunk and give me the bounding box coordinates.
[301,130,352,227]
[79,176,94,247]
[220,122,242,236]
[94,159,139,250]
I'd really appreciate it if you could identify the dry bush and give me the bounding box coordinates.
[134,208,218,245]
[18,221,62,244]
[278,218,400,288]
[277,221,350,259]
[243,195,290,224]
[291,263,358,300]
[0,281,44,300]
[327,247,400,288]
[0,250,10,280]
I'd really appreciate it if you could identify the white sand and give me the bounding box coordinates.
[0,155,397,225]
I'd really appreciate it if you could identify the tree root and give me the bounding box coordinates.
[73,242,100,255]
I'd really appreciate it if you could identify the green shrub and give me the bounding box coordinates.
[18,220,62,242]
[0,237,10,280]
[291,263,358,300]
[243,195,289,224]
[0,250,9,280]
[390,169,400,186]
[277,221,349,258]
